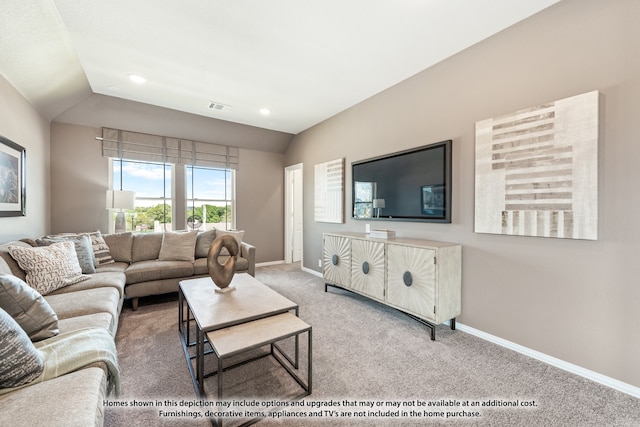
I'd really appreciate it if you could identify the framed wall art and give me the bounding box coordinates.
[475,90,599,240]
[0,135,26,217]
[314,158,344,223]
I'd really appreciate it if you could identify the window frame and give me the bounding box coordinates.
[108,158,236,233]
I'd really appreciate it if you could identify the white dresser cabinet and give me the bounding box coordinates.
[323,232,461,340]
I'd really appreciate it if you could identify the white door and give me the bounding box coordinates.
[285,164,303,264]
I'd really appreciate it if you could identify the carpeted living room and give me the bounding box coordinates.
[2,1,640,426]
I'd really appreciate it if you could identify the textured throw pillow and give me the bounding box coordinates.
[195,230,216,258]
[0,308,44,388]
[158,231,198,262]
[87,230,115,266]
[216,230,244,256]
[0,274,59,342]
[35,234,96,274]
[7,241,89,296]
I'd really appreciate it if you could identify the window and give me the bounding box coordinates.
[186,166,235,232]
[111,159,172,232]
[110,159,236,233]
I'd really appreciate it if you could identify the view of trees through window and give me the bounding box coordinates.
[111,159,234,232]
[186,165,234,232]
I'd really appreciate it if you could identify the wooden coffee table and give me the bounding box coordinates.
[178,273,300,398]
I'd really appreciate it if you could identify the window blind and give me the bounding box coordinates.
[101,128,239,169]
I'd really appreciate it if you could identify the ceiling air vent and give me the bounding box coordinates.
[208,101,231,112]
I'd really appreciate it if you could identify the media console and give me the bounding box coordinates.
[322,232,461,340]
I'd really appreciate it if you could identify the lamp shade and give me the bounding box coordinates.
[373,198,385,209]
[106,190,136,210]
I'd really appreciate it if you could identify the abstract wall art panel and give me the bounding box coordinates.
[314,158,344,223]
[475,90,599,240]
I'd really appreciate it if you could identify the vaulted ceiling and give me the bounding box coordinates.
[1,0,560,136]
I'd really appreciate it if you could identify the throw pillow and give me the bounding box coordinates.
[86,230,115,266]
[216,230,245,256]
[158,230,198,262]
[8,241,89,296]
[0,274,59,342]
[195,229,216,258]
[35,234,96,274]
[102,232,133,263]
[0,308,44,388]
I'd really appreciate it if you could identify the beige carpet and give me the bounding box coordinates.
[105,263,640,426]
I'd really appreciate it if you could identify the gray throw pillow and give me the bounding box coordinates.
[195,230,216,258]
[0,274,59,342]
[0,307,44,388]
[35,234,96,274]
[216,230,244,256]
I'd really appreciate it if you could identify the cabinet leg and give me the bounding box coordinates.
[450,318,456,330]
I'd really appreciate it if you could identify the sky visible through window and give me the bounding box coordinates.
[114,160,232,207]
[186,166,232,203]
[114,160,171,207]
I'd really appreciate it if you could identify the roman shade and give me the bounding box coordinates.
[101,128,239,169]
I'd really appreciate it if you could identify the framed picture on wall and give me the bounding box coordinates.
[0,135,26,217]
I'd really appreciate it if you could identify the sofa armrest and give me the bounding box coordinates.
[240,242,256,277]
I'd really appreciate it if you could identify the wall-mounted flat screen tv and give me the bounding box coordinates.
[352,140,452,223]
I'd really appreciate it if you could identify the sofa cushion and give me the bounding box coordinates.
[95,261,128,274]
[193,256,249,276]
[57,312,113,335]
[158,230,198,261]
[45,287,119,326]
[216,230,245,255]
[103,232,133,263]
[0,308,44,388]
[131,232,163,262]
[0,241,31,280]
[8,242,89,295]
[35,234,96,274]
[0,274,59,342]
[195,229,216,258]
[125,259,194,284]
[48,271,126,299]
[0,366,106,427]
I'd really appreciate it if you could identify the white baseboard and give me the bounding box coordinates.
[302,266,323,277]
[455,322,640,399]
[255,260,285,267]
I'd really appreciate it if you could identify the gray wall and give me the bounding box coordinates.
[0,74,50,242]
[50,121,285,263]
[285,0,640,388]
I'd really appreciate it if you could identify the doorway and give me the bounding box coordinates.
[284,163,303,264]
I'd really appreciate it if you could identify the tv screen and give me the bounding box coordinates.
[352,140,452,223]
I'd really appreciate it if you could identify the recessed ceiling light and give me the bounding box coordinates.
[260,108,271,116]
[128,74,147,84]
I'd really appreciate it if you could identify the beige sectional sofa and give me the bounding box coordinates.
[0,240,124,427]
[0,229,255,427]
[99,229,255,310]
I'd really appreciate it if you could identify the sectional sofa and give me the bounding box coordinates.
[0,229,255,427]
